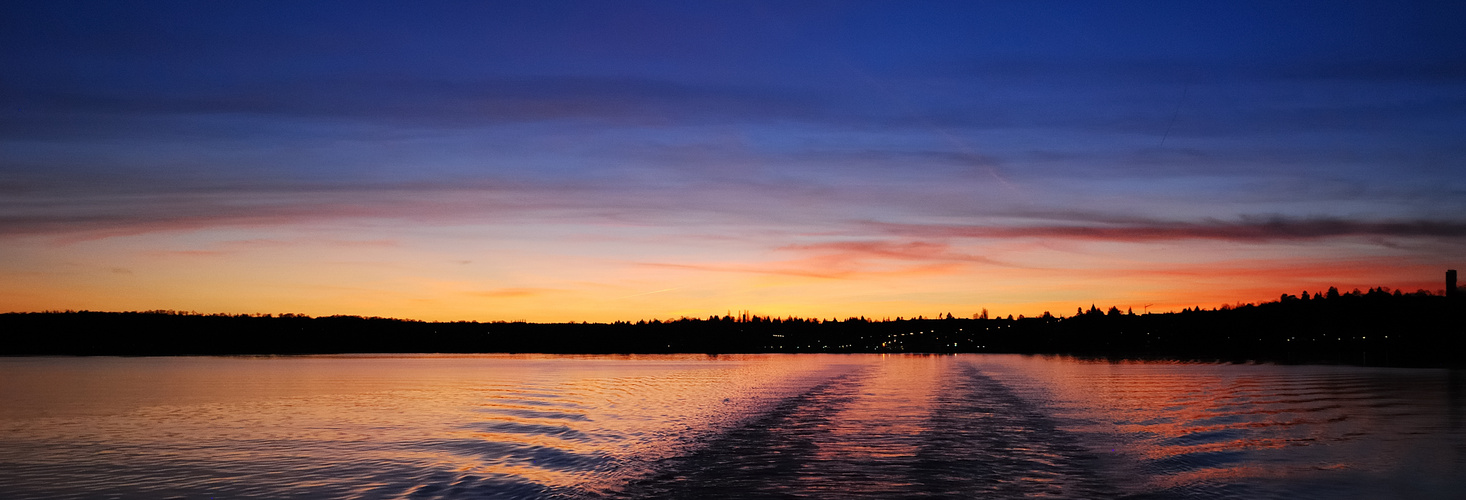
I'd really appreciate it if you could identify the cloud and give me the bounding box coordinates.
[778,240,1009,266]
[636,240,1006,281]
[0,76,836,138]
[1270,60,1466,83]
[151,250,229,258]
[0,192,383,240]
[10,58,1457,148]
[0,168,927,241]
[0,181,646,239]
[946,57,1466,85]
[637,261,852,280]
[867,216,1466,243]
[469,287,558,299]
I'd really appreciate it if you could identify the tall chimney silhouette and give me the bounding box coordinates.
[1449,269,1458,298]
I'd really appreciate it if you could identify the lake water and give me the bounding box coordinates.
[1,354,1463,499]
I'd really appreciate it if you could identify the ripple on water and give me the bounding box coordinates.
[2,355,1464,499]
[609,358,1121,499]
[975,356,1466,499]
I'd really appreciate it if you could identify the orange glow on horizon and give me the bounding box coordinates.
[0,216,1456,323]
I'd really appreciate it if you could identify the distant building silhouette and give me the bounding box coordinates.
[1450,269,1458,298]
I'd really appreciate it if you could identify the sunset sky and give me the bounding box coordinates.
[3,1,1464,322]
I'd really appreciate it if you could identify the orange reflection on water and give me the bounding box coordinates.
[3,354,1463,499]
[975,355,1466,496]
[0,354,858,497]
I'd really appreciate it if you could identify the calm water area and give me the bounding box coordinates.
[2,354,1464,499]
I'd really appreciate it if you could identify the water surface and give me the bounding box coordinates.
[1,354,1462,498]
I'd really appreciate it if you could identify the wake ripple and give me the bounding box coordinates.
[608,357,1118,498]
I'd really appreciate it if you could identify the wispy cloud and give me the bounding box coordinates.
[637,240,1005,281]
[0,181,655,239]
[616,287,679,299]
[3,1,1463,320]
[637,262,853,280]
[868,216,1466,243]
[469,287,559,299]
[778,240,1010,266]
[0,76,836,139]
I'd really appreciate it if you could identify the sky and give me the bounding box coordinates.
[2,1,1464,322]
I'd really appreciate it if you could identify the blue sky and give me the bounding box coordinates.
[2,1,1464,320]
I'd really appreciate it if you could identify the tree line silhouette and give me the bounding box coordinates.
[2,285,1462,367]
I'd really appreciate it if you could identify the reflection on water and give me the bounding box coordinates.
[976,356,1466,498]
[615,356,1115,498]
[1,354,1463,499]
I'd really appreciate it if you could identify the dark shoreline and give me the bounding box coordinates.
[4,289,1463,368]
